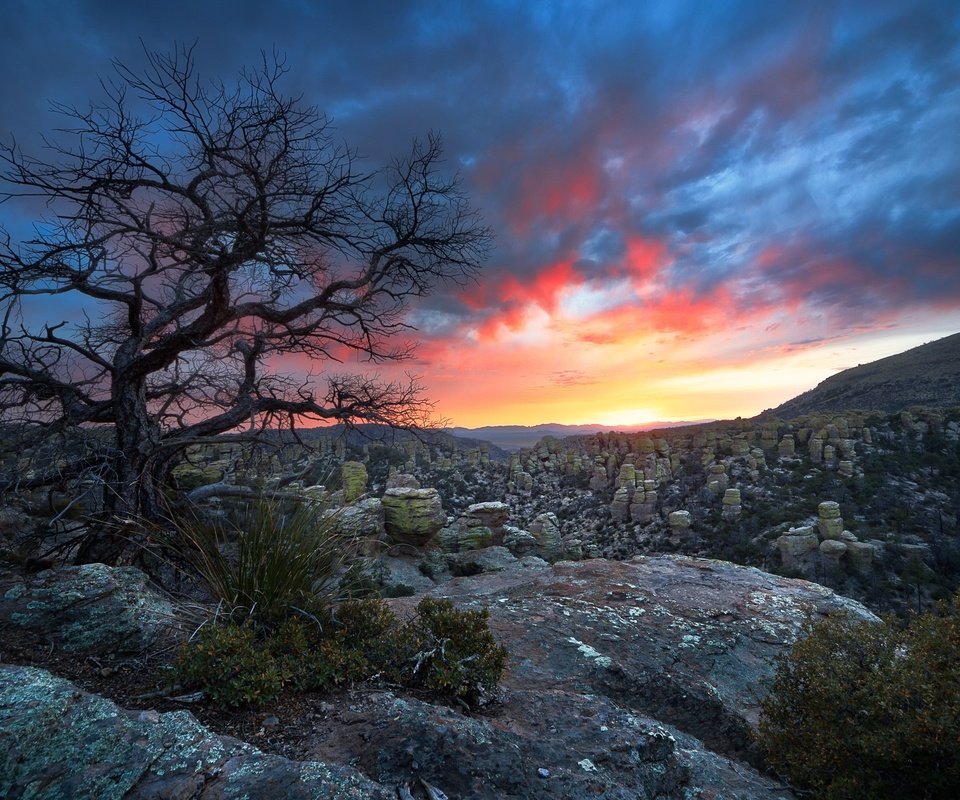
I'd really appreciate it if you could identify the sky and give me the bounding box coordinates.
[1,0,959,428]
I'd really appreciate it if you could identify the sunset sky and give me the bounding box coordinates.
[1,1,958,427]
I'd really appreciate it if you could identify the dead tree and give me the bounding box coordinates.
[0,45,489,561]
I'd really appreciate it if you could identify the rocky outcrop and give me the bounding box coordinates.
[706,462,728,493]
[340,461,368,502]
[721,488,742,519]
[502,525,539,556]
[331,497,385,543]
[777,526,820,574]
[528,511,563,561]
[668,510,691,530]
[0,665,390,800]
[465,501,510,542]
[847,540,875,574]
[817,501,843,540]
[0,564,181,655]
[3,554,839,799]
[630,479,658,523]
[819,539,848,568]
[438,501,512,553]
[381,487,445,546]
[610,486,631,522]
[385,472,420,490]
[309,689,693,800]
[777,435,796,458]
[427,557,873,760]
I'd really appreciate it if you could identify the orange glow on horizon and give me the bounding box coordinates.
[410,315,960,429]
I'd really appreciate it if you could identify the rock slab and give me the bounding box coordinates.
[0,563,179,655]
[0,665,390,800]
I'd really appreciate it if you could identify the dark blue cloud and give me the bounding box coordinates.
[1,0,958,336]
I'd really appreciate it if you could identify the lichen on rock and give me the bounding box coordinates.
[1,563,180,655]
[0,665,391,800]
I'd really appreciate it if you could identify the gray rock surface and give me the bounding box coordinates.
[2,554,878,799]
[331,496,385,541]
[423,555,876,767]
[0,665,390,800]
[0,563,181,654]
[373,554,437,595]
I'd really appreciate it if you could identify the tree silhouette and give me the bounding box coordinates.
[0,45,490,560]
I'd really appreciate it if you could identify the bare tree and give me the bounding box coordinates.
[0,45,489,560]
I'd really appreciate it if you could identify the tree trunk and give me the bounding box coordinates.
[77,371,162,564]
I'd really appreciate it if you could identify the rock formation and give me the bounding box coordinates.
[777,527,819,575]
[332,497,385,544]
[668,510,692,530]
[777,435,796,458]
[385,472,420,490]
[721,488,742,519]
[817,501,844,540]
[528,512,563,561]
[381,487,445,546]
[630,480,658,523]
[0,564,181,654]
[0,665,390,800]
[340,461,368,502]
[610,486,631,522]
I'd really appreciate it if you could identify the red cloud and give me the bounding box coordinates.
[476,301,529,339]
[623,235,670,282]
[499,259,582,310]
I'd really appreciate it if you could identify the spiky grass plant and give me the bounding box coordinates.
[171,498,352,628]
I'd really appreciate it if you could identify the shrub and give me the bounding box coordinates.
[403,597,508,706]
[757,598,960,799]
[174,623,285,707]
[269,617,368,692]
[174,596,508,709]
[170,498,354,628]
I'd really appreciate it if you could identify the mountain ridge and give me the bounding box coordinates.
[766,331,960,418]
[449,420,715,451]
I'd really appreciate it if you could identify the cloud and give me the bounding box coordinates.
[1,0,958,425]
[549,370,597,387]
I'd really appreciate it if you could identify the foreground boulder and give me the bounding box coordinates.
[1,555,877,798]
[0,665,390,800]
[422,555,876,766]
[330,496,385,543]
[0,563,181,654]
[303,682,791,800]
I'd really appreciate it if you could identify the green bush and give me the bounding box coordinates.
[170,498,353,628]
[403,597,508,706]
[757,598,960,799]
[269,617,368,692]
[174,623,285,707]
[174,596,508,709]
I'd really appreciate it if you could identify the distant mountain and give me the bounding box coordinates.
[767,331,960,419]
[277,423,511,461]
[449,420,714,451]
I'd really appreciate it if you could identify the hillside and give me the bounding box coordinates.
[768,332,960,418]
